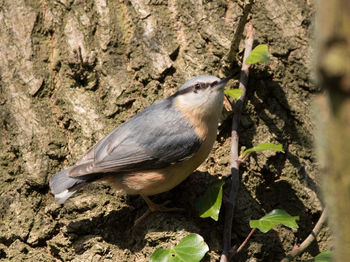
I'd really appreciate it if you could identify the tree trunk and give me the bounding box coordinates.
[316,0,350,260]
[0,0,330,261]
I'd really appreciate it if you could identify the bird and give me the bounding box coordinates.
[49,75,229,224]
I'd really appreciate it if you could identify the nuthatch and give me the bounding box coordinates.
[49,75,229,223]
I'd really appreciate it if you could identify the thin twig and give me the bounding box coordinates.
[237,152,251,163]
[236,228,256,254]
[281,208,328,262]
[221,0,255,76]
[220,24,254,262]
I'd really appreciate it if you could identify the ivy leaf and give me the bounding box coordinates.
[304,251,333,262]
[195,180,225,221]
[245,44,270,64]
[250,209,299,233]
[149,233,209,262]
[241,143,284,158]
[224,89,243,100]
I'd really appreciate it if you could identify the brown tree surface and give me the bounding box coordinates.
[316,0,350,261]
[0,0,331,261]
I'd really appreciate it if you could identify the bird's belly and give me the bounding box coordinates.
[109,128,217,196]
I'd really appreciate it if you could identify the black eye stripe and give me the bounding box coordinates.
[194,82,211,90]
[171,81,213,98]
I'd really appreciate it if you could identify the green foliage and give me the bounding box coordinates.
[249,209,299,233]
[304,251,333,262]
[224,89,243,100]
[245,44,270,64]
[241,142,284,158]
[149,233,209,262]
[195,180,225,221]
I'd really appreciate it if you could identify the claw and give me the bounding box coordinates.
[133,195,184,226]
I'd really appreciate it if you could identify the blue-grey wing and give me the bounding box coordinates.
[68,98,201,177]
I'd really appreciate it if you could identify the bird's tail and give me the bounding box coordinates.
[49,168,91,204]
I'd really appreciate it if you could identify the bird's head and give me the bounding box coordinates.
[173,75,229,119]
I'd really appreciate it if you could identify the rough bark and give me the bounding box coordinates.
[0,0,330,261]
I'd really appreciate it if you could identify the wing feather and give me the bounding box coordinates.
[68,98,201,177]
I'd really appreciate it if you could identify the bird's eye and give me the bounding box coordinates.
[195,83,201,89]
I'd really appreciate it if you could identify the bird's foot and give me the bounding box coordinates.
[147,199,184,212]
[134,196,183,226]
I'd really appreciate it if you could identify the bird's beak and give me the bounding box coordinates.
[213,77,230,91]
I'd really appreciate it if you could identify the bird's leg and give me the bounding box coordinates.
[142,195,175,212]
[134,195,183,226]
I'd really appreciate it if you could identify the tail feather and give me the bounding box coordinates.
[49,168,89,204]
[53,189,78,204]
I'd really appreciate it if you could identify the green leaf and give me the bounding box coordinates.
[313,251,333,262]
[224,89,243,100]
[249,209,299,233]
[303,251,333,262]
[195,180,225,221]
[241,142,284,158]
[149,233,209,262]
[245,44,270,64]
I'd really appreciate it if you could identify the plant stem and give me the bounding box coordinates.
[236,228,256,254]
[220,23,254,262]
[281,208,328,262]
[238,152,251,163]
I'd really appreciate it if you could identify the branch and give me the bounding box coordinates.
[235,228,256,254]
[221,0,255,76]
[281,208,328,262]
[220,23,254,262]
